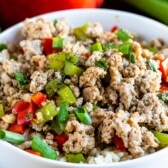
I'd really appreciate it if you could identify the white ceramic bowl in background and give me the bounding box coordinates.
[0,8,168,168]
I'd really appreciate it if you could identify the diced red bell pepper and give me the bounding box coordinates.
[111,25,118,32]
[43,38,53,56]
[112,135,126,151]
[159,82,168,92]
[17,102,36,125]
[43,38,60,56]
[12,100,30,114]
[85,53,91,58]
[31,92,47,107]
[9,124,25,134]
[159,58,168,82]
[25,149,42,157]
[55,133,68,149]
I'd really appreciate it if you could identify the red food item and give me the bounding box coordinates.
[43,38,53,56]
[160,82,168,92]
[31,92,47,107]
[111,25,119,32]
[25,149,42,157]
[112,135,126,151]
[9,124,25,134]
[55,133,68,149]
[159,58,168,82]
[0,0,104,29]
[12,100,30,114]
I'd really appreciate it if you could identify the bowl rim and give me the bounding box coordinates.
[0,8,168,167]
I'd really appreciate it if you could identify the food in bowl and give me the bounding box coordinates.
[0,15,168,165]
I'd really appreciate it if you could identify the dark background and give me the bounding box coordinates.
[102,0,154,20]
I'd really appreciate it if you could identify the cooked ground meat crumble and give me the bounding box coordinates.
[0,17,168,164]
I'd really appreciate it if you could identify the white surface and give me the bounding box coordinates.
[0,8,168,168]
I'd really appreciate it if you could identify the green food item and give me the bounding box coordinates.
[90,42,103,54]
[57,101,69,124]
[14,72,28,85]
[95,58,109,71]
[102,43,117,51]
[65,153,87,163]
[48,52,78,71]
[53,19,58,27]
[73,23,89,41]
[45,79,63,98]
[32,135,57,160]
[119,42,131,55]
[51,118,65,135]
[0,129,25,144]
[147,60,157,72]
[74,107,92,125]
[57,85,76,104]
[64,61,84,76]
[146,46,158,54]
[51,101,68,135]
[48,53,65,70]
[124,0,168,25]
[157,92,168,103]
[35,101,58,124]
[0,43,7,51]
[116,29,131,42]
[52,37,64,49]
[0,104,4,118]
[153,131,168,145]
[128,52,136,63]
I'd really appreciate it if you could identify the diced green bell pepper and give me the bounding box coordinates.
[45,79,63,98]
[90,42,103,54]
[64,61,84,76]
[57,85,76,104]
[73,23,89,41]
[153,131,168,145]
[35,101,58,124]
[52,37,64,49]
[0,104,4,118]
[65,153,87,163]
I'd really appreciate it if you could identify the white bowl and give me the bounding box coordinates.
[0,8,168,168]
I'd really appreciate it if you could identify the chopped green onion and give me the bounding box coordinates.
[0,104,4,118]
[0,128,25,144]
[0,43,7,51]
[90,42,103,54]
[53,19,58,27]
[152,131,168,145]
[45,79,63,98]
[52,37,64,49]
[95,58,109,71]
[102,43,117,51]
[119,42,131,55]
[146,46,158,54]
[64,61,84,76]
[14,72,28,85]
[74,107,92,125]
[51,118,65,135]
[32,135,57,160]
[57,85,76,104]
[35,101,58,124]
[116,29,131,42]
[65,153,86,163]
[147,60,157,72]
[73,23,89,41]
[128,52,136,63]
[157,92,168,103]
[51,101,68,135]
[57,101,69,124]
